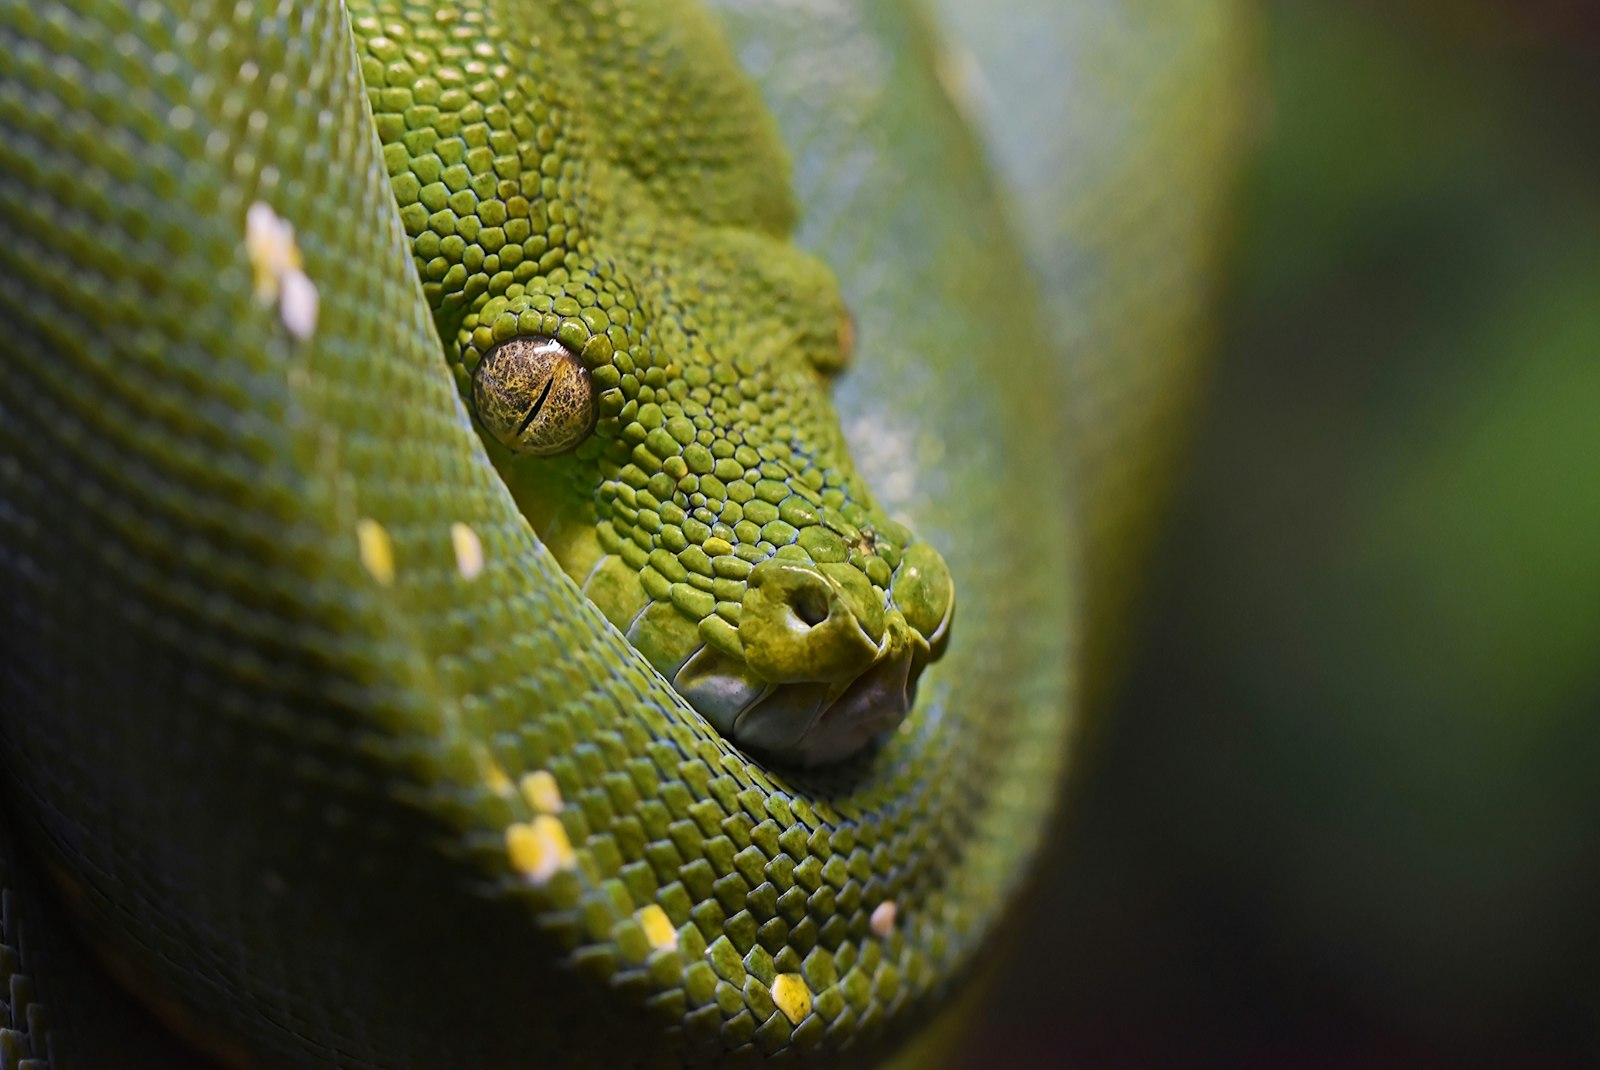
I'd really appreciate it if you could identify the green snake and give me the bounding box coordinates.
[0,1,1250,1066]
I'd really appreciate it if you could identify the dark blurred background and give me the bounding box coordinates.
[964,1,1600,1065]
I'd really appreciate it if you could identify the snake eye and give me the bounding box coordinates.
[471,336,596,455]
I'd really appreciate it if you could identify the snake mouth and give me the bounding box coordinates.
[736,611,922,765]
[669,546,954,766]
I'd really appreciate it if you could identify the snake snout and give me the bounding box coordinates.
[887,541,954,660]
[682,547,952,766]
[740,559,883,685]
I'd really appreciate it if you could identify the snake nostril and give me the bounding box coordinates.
[793,590,829,627]
[742,559,882,684]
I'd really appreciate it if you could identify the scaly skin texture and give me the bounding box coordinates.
[0,1,1250,1067]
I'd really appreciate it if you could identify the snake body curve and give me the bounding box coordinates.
[0,1,1250,1067]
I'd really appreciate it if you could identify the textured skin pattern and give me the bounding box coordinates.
[0,1,1249,1067]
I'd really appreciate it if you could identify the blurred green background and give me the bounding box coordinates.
[962,1,1600,1065]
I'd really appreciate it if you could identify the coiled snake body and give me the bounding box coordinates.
[0,1,1249,1066]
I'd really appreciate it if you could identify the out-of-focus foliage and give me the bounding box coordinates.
[962,1,1600,1065]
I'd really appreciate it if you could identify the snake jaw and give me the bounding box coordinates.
[672,645,773,733]
[673,606,926,768]
[748,609,926,766]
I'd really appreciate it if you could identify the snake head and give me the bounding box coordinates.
[366,1,955,765]
[467,297,955,766]
[460,248,956,766]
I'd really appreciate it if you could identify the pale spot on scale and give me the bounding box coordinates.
[505,816,574,884]
[355,518,395,586]
[520,770,564,814]
[636,904,678,952]
[278,268,318,340]
[245,200,316,340]
[870,900,897,938]
[771,973,812,1024]
[246,202,293,300]
[451,521,485,580]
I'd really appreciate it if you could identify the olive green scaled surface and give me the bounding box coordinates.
[0,1,1247,1068]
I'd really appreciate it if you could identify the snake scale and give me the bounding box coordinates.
[0,1,1251,1066]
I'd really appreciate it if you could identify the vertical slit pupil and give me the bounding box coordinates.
[516,374,557,437]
